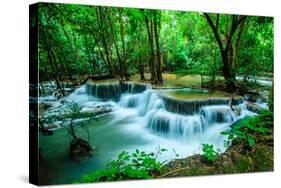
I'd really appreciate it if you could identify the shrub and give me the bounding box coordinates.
[221,110,272,148]
[77,147,167,182]
[202,144,218,161]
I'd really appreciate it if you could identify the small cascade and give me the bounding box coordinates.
[146,110,204,141]
[145,105,238,142]
[65,85,89,104]
[126,83,149,94]
[200,106,235,124]
[115,86,245,143]
[50,83,254,145]
[162,95,243,115]
[86,83,123,101]
[119,89,165,116]
[85,82,148,101]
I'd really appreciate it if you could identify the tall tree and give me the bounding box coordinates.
[204,13,247,91]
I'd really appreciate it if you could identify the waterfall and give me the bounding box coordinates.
[162,95,243,115]
[85,83,123,101]
[119,89,165,116]
[85,82,148,101]
[200,106,235,124]
[114,85,246,143]
[144,105,238,142]
[48,83,253,146]
[145,110,204,141]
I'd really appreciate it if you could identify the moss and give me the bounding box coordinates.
[161,141,273,178]
[222,165,236,174]
[187,167,217,176]
[158,89,234,100]
[252,145,273,171]
[88,78,119,84]
[234,156,255,172]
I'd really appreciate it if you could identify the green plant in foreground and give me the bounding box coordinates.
[202,144,218,161]
[221,110,272,148]
[77,147,167,183]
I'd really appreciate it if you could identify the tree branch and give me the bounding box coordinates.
[226,15,247,46]
[203,13,224,55]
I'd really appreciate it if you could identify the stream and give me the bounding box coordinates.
[39,83,256,184]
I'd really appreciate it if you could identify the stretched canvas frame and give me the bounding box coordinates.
[29,2,274,186]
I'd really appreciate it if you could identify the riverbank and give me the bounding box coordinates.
[160,136,273,177]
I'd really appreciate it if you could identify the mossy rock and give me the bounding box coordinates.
[70,138,94,161]
[251,144,273,171]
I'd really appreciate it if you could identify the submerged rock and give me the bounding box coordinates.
[70,138,94,161]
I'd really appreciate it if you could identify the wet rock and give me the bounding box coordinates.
[232,106,242,116]
[39,103,53,110]
[243,90,264,103]
[162,96,243,115]
[81,104,112,116]
[40,125,55,136]
[91,107,112,116]
[70,138,94,161]
[246,102,263,113]
[85,82,148,101]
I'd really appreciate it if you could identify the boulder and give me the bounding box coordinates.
[81,105,112,116]
[246,102,263,113]
[70,138,94,161]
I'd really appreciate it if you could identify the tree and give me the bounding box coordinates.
[203,13,247,91]
[143,10,163,84]
[40,102,95,160]
[38,3,273,92]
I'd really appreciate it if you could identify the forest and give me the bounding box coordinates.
[35,2,274,185]
[38,3,273,91]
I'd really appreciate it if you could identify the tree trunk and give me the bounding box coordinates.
[145,16,156,83]
[203,14,247,91]
[119,10,128,80]
[153,12,162,84]
[104,8,124,81]
[96,8,114,76]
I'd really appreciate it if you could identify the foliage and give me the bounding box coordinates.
[221,110,273,148]
[40,101,96,140]
[237,17,273,78]
[77,147,167,182]
[201,144,218,161]
[38,2,273,90]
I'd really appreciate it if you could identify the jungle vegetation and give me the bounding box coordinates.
[38,3,273,92]
[36,2,274,184]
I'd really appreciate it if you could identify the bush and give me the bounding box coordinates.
[202,144,218,161]
[221,110,273,148]
[77,148,167,183]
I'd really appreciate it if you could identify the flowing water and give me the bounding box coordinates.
[39,83,255,184]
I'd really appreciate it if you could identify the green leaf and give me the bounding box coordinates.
[248,136,255,147]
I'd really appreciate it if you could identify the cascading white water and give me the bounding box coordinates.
[39,82,269,184]
[145,110,204,142]
[119,89,165,116]
[59,84,254,143]
[106,86,255,147]
[42,83,256,161]
[200,106,235,124]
